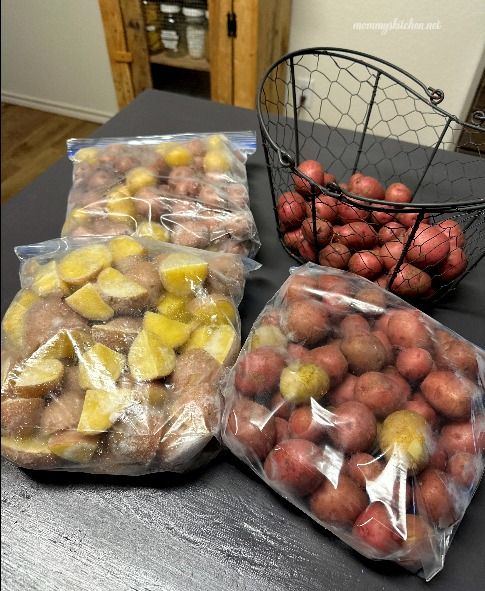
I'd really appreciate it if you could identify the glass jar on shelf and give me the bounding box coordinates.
[143,1,163,54]
[160,3,186,57]
[182,6,207,60]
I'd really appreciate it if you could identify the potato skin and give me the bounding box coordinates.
[234,348,285,397]
[416,468,456,527]
[387,310,432,350]
[226,398,276,460]
[274,417,290,444]
[305,344,348,387]
[327,374,356,406]
[288,406,326,443]
[345,453,383,488]
[328,401,377,453]
[1,398,43,437]
[396,348,433,382]
[340,315,370,339]
[285,300,329,346]
[447,452,480,488]
[309,474,368,525]
[270,392,292,419]
[353,502,403,555]
[340,334,387,375]
[354,372,406,419]
[114,257,162,308]
[404,393,438,428]
[434,337,478,380]
[39,367,85,436]
[91,316,142,353]
[439,421,484,455]
[421,371,473,420]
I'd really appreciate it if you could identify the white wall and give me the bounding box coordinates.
[1,0,118,122]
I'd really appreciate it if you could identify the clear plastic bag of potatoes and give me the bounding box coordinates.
[1,235,259,475]
[221,263,484,580]
[63,132,260,256]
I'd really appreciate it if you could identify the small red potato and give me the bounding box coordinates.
[301,218,333,246]
[371,330,393,365]
[371,204,395,226]
[354,287,387,309]
[306,344,348,387]
[226,183,249,208]
[316,274,353,297]
[416,468,456,527]
[379,241,405,271]
[288,406,327,443]
[334,222,377,249]
[439,421,484,455]
[298,238,318,262]
[226,398,276,460]
[134,186,167,219]
[429,443,448,471]
[172,221,211,249]
[1,398,44,437]
[387,310,432,350]
[434,332,478,380]
[306,194,339,223]
[328,401,377,453]
[270,392,292,420]
[286,343,310,362]
[385,182,412,203]
[318,243,351,269]
[292,160,325,194]
[437,219,465,249]
[447,452,480,488]
[348,250,383,280]
[234,348,286,396]
[406,224,450,268]
[275,417,290,444]
[396,348,433,382]
[327,374,357,406]
[337,200,370,223]
[349,175,386,200]
[399,514,434,570]
[378,222,406,245]
[198,184,225,208]
[354,372,406,419]
[323,172,337,185]
[396,210,430,228]
[387,263,432,298]
[285,300,329,345]
[438,248,467,283]
[346,453,383,488]
[353,502,403,555]
[340,314,371,338]
[421,371,474,420]
[263,438,323,496]
[283,227,304,252]
[382,366,412,400]
[309,474,368,525]
[276,191,307,230]
[285,274,319,302]
[340,334,388,375]
[404,393,438,429]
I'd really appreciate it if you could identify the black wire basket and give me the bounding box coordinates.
[257,47,485,302]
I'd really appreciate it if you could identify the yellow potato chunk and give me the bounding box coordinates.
[77,388,132,434]
[108,236,146,263]
[96,267,149,313]
[143,311,191,349]
[65,283,114,321]
[188,295,236,325]
[106,195,137,218]
[75,147,98,164]
[30,329,91,361]
[107,184,131,199]
[206,134,228,150]
[48,431,100,463]
[165,146,193,167]
[136,221,171,242]
[125,167,156,193]
[159,253,208,296]
[203,149,231,173]
[31,261,70,297]
[2,289,40,349]
[58,244,112,286]
[280,363,330,404]
[128,330,176,381]
[184,324,238,365]
[249,325,287,351]
[157,293,192,322]
[154,141,177,157]
[1,436,57,468]
[78,343,126,390]
[13,358,65,398]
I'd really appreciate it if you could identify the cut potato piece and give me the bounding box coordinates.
[77,388,132,434]
[108,236,146,263]
[2,290,40,349]
[31,329,92,361]
[106,195,137,219]
[159,253,208,296]
[249,325,287,351]
[136,221,170,242]
[1,436,58,469]
[188,295,236,325]
[13,358,64,398]
[65,283,114,321]
[97,267,149,314]
[143,312,191,349]
[184,324,239,365]
[107,184,131,199]
[58,244,112,286]
[1,398,44,437]
[31,261,70,297]
[125,167,157,193]
[91,317,142,353]
[78,343,126,390]
[157,293,192,323]
[48,430,100,463]
[40,389,85,437]
[75,147,98,164]
[128,330,176,381]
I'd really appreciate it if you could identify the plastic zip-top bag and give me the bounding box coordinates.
[222,263,484,580]
[1,236,260,475]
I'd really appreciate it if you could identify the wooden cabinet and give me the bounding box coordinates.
[99,0,291,110]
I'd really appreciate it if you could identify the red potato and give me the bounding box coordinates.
[301,218,333,246]
[349,175,386,200]
[416,468,456,528]
[348,173,363,187]
[354,287,387,309]
[324,172,337,185]
[406,224,450,268]
[275,417,290,444]
[286,343,310,362]
[167,166,195,189]
[318,243,351,269]
[434,336,477,380]
[225,212,254,240]
[348,250,383,280]
[305,344,348,387]
[374,311,394,335]
[353,502,403,555]
[277,191,307,230]
[87,169,118,190]
[371,331,393,365]
[447,452,480,488]
[234,348,286,396]
[396,211,430,228]
[283,227,304,252]
[309,474,368,525]
[198,184,225,208]
[328,401,377,453]
[396,348,433,382]
[298,238,318,262]
[327,374,357,406]
[115,155,141,173]
[133,187,167,219]
[172,221,211,249]
[285,274,319,302]
[288,406,327,443]
[263,438,324,496]
[337,200,370,223]
[186,138,205,156]
[285,300,329,345]
[438,248,467,282]
[379,241,405,271]
[334,222,377,250]
[340,334,388,375]
[439,421,485,455]
[226,399,276,460]
[340,315,371,338]
[387,310,432,350]
[226,184,249,208]
[378,222,406,245]
[172,178,200,197]
[306,194,339,223]
[382,366,412,400]
[437,219,465,249]
[404,393,438,429]
[371,204,395,226]
[421,371,474,420]
[387,263,432,298]
[1,398,44,437]
[292,160,325,194]
[354,372,406,419]
[385,183,413,203]
[270,392,292,420]
[346,453,383,488]
[316,274,353,297]
[429,443,448,471]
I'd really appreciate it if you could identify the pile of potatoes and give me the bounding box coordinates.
[222,264,484,577]
[63,134,259,257]
[1,236,252,475]
[278,159,468,299]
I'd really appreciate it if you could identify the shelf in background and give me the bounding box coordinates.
[149,53,210,72]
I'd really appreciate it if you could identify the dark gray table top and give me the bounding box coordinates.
[1,89,484,591]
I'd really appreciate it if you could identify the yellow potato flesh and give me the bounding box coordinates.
[143,311,191,349]
[125,167,156,193]
[159,253,208,296]
[78,343,126,390]
[249,325,287,351]
[280,363,330,404]
[58,244,112,286]
[65,283,114,321]
[97,267,148,300]
[106,196,137,218]
[157,293,192,323]
[31,261,70,297]
[77,388,132,434]
[75,147,98,164]
[14,358,65,398]
[379,410,430,473]
[2,290,40,348]
[108,236,146,263]
[188,296,236,325]
[128,330,176,381]
[48,431,100,463]
[184,324,237,365]
[165,146,193,167]
[136,221,171,242]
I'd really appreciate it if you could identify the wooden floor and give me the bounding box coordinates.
[1,103,100,203]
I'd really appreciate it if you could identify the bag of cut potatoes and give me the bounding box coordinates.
[1,236,258,474]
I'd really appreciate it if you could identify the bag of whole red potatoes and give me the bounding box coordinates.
[1,235,259,475]
[222,263,485,580]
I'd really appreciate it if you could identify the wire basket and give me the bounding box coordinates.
[257,47,485,302]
